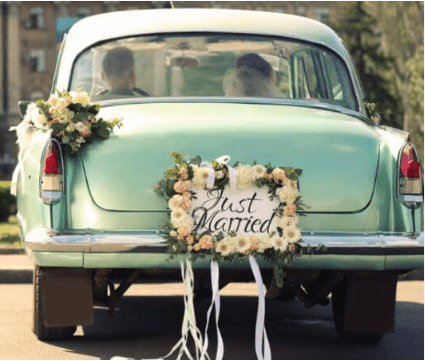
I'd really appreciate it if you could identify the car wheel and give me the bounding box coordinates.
[332,277,384,344]
[33,266,77,340]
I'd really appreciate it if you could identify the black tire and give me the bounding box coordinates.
[33,266,76,341]
[332,277,384,344]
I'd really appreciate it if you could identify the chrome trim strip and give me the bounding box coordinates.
[24,228,424,253]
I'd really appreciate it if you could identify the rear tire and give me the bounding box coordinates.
[33,266,76,340]
[332,277,384,344]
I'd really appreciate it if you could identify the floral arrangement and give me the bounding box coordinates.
[156,151,311,274]
[19,90,122,154]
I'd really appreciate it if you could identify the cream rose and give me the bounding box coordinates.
[278,215,299,229]
[272,168,287,184]
[278,185,300,203]
[252,164,266,179]
[70,91,90,106]
[236,164,255,189]
[191,166,209,189]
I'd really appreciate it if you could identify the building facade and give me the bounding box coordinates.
[0,1,332,179]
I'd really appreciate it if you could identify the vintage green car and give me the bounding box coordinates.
[12,9,423,342]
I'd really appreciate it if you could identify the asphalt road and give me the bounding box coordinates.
[0,281,423,360]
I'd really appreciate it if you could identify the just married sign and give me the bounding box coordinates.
[190,188,279,236]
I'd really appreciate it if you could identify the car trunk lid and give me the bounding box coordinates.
[80,102,379,213]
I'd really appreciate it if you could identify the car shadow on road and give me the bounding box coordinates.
[46,296,424,360]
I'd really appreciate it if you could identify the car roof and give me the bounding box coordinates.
[55,8,363,109]
[67,8,345,56]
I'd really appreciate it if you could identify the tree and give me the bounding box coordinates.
[330,2,401,129]
[368,1,424,163]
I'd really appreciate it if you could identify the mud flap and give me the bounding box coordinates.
[41,268,93,327]
[344,272,397,333]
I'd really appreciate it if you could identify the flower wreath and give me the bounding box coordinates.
[157,151,307,273]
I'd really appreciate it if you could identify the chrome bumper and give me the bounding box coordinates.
[24,227,424,255]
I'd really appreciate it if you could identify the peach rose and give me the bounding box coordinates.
[174,180,188,194]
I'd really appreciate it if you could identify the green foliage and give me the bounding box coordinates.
[0,184,16,222]
[330,2,399,128]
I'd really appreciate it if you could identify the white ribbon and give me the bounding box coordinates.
[249,255,272,360]
[201,260,224,360]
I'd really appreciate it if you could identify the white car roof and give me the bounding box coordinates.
[55,8,359,98]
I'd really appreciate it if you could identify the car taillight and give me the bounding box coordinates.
[399,143,423,198]
[39,139,64,204]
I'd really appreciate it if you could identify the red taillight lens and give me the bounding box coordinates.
[40,139,63,204]
[44,148,60,175]
[399,144,423,196]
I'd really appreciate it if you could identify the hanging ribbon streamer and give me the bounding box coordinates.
[111,256,207,361]
[249,255,272,360]
[201,260,224,360]
[168,256,207,360]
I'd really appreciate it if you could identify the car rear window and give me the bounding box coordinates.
[70,33,358,111]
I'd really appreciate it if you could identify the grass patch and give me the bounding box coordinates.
[0,180,11,188]
[0,215,23,248]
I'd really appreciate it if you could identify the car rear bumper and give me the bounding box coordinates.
[25,228,424,271]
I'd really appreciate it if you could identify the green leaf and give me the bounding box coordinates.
[97,127,110,139]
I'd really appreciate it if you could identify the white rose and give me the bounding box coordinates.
[255,234,270,253]
[252,164,266,179]
[66,123,76,133]
[75,122,85,132]
[62,135,70,144]
[34,112,48,127]
[70,91,90,106]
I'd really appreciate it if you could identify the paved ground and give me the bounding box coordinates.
[0,275,423,360]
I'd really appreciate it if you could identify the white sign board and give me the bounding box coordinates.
[189,188,280,236]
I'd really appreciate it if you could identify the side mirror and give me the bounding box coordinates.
[18,101,31,118]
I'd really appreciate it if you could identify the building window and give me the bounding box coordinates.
[28,7,44,29]
[77,8,91,18]
[314,7,329,23]
[29,50,46,72]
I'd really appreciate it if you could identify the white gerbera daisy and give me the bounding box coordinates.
[271,236,288,252]
[216,237,234,257]
[170,208,190,228]
[168,195,183,210]
[235,234,250,253]
[284,225,302,243]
